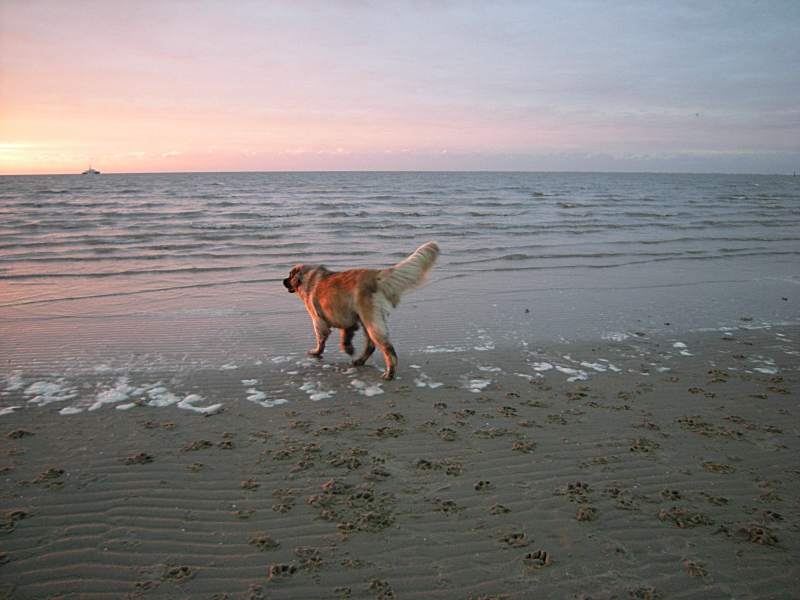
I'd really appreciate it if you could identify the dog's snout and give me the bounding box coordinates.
[283,278,295,293]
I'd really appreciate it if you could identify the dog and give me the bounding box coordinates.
[283,241,439,380]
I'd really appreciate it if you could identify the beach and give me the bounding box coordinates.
[1,171,799,598]
[2,324,799,599]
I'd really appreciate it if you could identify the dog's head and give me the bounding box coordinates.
[283,264,329,295]
[282,264,305,294]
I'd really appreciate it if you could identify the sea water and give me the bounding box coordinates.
[1,171,798,377]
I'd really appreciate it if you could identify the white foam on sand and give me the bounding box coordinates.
[271,355,296,364]
[0,406,21,416]
[750,355,779,375]
[177,393,223,415]
[579,360,621,373]
[602,332,630,342]
[89,377,137,411]
[554,366,589,382]
[220,363,238,370]
[24,380,78,406]
[529,355,617,381]
[580,361,608,372]
[413,371,444,389]
[241,379,258,386]
[472,329,496,351]
[515,373,536,380]
[422,345,467,354]
[672,342,693,356]
[350,379,384,397]
[145,385,223,413]
[299,381,335,401]
[145,385,182,407]
[464,378,492,393]
[247,389,267,402]
[245,387,288,408]
[88,380,224,414]
[17,374,225,416]
[753,366,779,374]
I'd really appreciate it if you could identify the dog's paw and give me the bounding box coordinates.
[381,371,395,381]
[307,350,323,358]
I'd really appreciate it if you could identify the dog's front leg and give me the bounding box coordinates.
[340,325,358,356]
[308,319,330,358]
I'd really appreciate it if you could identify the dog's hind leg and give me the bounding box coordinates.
[369,329,397,380]
[362,313,397,380]
[308,319,330,358]
[352,330,375,366]
[379,342,398,380]
[340,325,358,356]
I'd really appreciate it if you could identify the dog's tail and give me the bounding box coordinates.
[378,241,439,306]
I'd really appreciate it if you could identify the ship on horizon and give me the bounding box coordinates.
[81,166,101,175]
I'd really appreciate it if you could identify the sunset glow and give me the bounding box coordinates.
[2,1,798,174]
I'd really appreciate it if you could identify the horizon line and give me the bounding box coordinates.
[1,168,797,177]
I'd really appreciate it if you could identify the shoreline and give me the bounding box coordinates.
[3,258,797,385]
[2,326,798,598]
[3,322,797,418]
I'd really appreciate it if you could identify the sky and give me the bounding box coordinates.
[1,0,798,174]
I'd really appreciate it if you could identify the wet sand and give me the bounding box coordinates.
[1,326,799,599]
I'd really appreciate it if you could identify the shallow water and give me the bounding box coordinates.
[1,171,798,377]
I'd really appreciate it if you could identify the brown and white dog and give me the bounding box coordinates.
[282,241,439,380]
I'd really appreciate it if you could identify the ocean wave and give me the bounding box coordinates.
[448,250,693,266]
[0,264,258,280]
[0,277,283,308]
[34,189,70,195]
[453,250,800,273]
[2,173,798,316]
